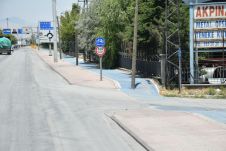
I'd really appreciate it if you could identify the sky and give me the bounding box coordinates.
[0,0,79,28]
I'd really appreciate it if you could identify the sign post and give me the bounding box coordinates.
[95,37,106,81]
[100,57,103,81]
[95,47,106,81]
[39,21,54,55]
[47,31,54,56]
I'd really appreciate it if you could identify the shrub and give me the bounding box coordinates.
[208,87,216,95]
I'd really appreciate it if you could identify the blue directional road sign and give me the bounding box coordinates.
[95,37,105,47]
[3,29,11,35]
[18,29,23,34]
[40,21,53,30]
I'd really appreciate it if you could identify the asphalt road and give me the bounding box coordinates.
[0,47,146,151]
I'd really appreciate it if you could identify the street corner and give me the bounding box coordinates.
[111,109,226,151]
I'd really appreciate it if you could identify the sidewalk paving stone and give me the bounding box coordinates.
[35,50,117,89]
[112,109,226,151]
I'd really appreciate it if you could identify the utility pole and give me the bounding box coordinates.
[52,0,58,63]
[6,18,9,28]
[37,26,40,50]
[223,30,225,82]
[176,0,182,93]
[131,0,138,89]
[75,34,79,66]
[189,1,194,84]
[57,16,62,59]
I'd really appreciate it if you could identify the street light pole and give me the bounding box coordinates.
[52,0,58,62]
[131,0,138,89]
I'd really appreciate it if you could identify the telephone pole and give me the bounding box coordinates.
[57,16,62,59]
[131,0,138,89]
[52,0,58,62]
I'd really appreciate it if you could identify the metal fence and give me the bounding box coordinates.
[118,42,161,78]
[61,41,76,57]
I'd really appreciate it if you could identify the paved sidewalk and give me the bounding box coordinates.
[35,49,117,89]
[112,109,226,151]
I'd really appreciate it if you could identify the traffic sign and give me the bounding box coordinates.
[18,29,23,34]
[95,46,106,81]
[12,29,17,34]
[95,47,106,57]
[40,21,53,30]
[95,37,105,47]
[3,29,11,35]
[46,31,54,41]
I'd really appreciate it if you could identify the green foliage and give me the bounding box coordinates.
[208,87,216,95]
[60,3,80,52]
[219,86,226,97]
[73,0,189,68]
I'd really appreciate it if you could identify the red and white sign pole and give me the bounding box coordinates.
[95,47,106,81]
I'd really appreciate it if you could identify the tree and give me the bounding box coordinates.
[74,0,189,69]
[60,3,80,52]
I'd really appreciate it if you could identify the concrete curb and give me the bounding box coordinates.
[64,59,122,89]
[78,66,121,89]
[110,115,155,151]
[187,112,226,127]
[34,49,74,85]
[148,79,160,95]
[103,76,121,89]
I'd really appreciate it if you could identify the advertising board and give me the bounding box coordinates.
[194,3,226,49]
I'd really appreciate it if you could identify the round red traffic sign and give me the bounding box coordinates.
[95,47,106,57]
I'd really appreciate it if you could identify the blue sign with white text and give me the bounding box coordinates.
[3,29,11,34]
[95,37,105,47]
[18,29,23,34]
[40,22,53,30]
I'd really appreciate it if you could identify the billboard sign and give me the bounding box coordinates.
[194,3,226,49]
[195,20,226,30]
[194,4,226,20]
[196,41,226,49]
[195,31,226,40]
